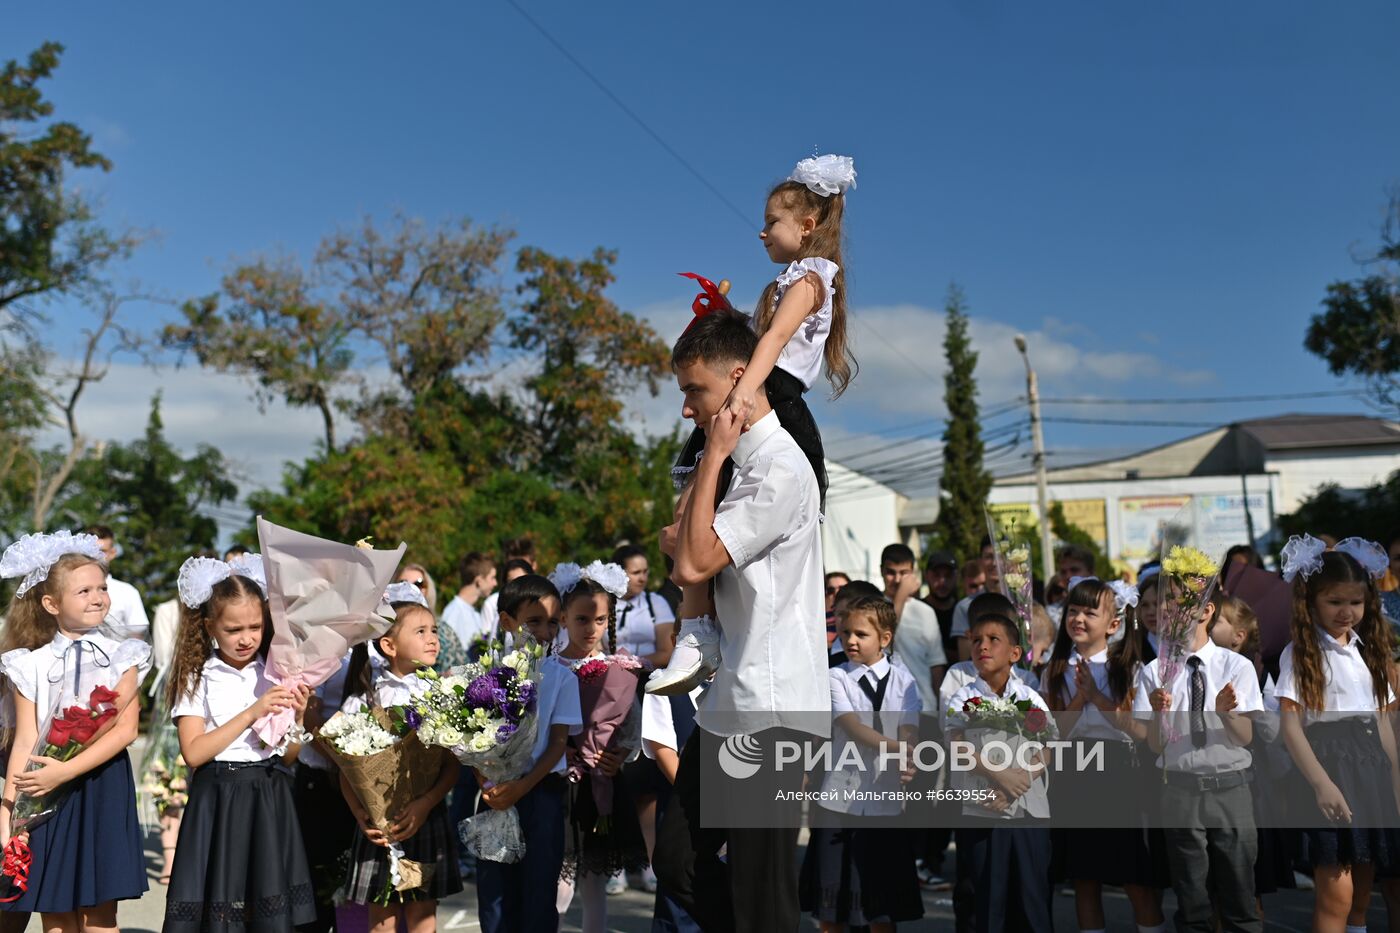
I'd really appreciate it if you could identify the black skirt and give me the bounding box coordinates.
[671,366,828,510]
[562,772,649,881]
[1298,717,1400,868]
[1050,740,1170,887]
[799,817,924,925]
[164,759,316,933]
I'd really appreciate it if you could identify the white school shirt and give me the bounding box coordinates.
[641,685,704,759]
[892,599,948,717]
[481,592,500,639]
[530,655,584,775]
[821,656,922,816]
[171,655,280,762]
[101,576,150,639]
[616,591,676,658]
[440,596,486,646]
[341,668,430,715]
[150,599,180,681]
[1058,648,1135,742]
[1132,639,1263,774]
[1273,628,1394,722]
[944,674,1053,819]
[1,631,151,727]
[949,595,975,639]
[700,411,831,738]
[939,660,1041,717]
[768,258,838,390]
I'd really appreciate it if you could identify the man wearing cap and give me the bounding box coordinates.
[922,548,960,665]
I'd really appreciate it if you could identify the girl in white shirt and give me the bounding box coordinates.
[0,534,150,927]
[1275,536,1400,933]
[339,603,461,933]
[799,595,923,932]
[1041,577,1166,933]
[163,554,314,933]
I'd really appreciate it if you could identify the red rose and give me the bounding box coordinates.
[93,708,118,730]
[89,685,119,709]
[47,718,75,748]
[68,717,98,745]
[65,705,88,722]
[962,697,983,713]
[1024,709,1047,733]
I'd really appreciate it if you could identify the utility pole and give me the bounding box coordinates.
[1015,335,1055,586]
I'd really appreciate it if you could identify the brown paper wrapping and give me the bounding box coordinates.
[318,709,446,891]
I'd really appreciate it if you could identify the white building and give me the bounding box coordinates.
[822,459,906,583]
[987,413,1400,567]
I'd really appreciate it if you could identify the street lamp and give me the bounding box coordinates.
[1015,335,1056,588]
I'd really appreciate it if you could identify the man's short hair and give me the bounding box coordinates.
[671,310,758,372]
[502,537,535,562]
[458,551,495,587]
[1057,543,1096,568]
[498,574,562,619]
[84,524,115,541]
[880,543,916,568]
[968,591,1016,627]
[833,579,883,612]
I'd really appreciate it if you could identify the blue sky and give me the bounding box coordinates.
[10,2,1400,505]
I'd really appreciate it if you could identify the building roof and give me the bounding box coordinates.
[995,413,1400,485]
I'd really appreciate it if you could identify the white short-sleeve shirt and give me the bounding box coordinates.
[892,599,948,717]
[171,655,279,762]
[939,660,1041,717]
[944,674,1054,819]
[531,656,584,774]
[1,630,151,725]
[102,576,150,639]
[616,591,676,658]
[341,669,430,715]
[703,411,830,738]
[1133,639,1263,774]
[641,686,703,759]
[441,596,486,646]
[820,656,921,816]
[768,258,838,390]
[1057,647,1135,741]
[1273,628,1393,721]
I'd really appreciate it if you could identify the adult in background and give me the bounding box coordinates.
[824,571,851,649]
[653,310,829,933]
[440,551,496,645]
[612,543,677,895]
[922,549,960,664]
[480,537,538,636]
[951,536,1000,661]
[88,524,150,639]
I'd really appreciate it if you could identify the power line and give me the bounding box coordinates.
[1039,389,1365,406]
[1042,416,1223,428]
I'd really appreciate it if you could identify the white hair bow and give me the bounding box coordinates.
[384,581,429,608]
[1281,534,1327,583]
[548,562,584,596]
[0,531,105,598]
[1334,537,1389,580]
[1107,580,1140,612]
[789,154,856,197]
[177,553,268,609]
[548,560,629,599]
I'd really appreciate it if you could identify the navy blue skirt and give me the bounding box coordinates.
[1299,718,1400,869]
[0,750,147,913]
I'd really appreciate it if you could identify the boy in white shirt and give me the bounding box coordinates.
[440,551,496,645]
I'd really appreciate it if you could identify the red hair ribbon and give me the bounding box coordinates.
[677,272,733,331]
[0,836,32,903]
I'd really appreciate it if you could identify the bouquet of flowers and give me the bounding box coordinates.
[569,653,645,833]
[986,513,1036,666]
[2,684,125,900]
[138,751,189,819]
[1155,545,1221,692]
[316,705,445,900]
[412,641,545,864]
[947,693,1056,818]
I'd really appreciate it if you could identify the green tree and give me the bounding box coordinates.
[56,394,237,604]
[1277,469,1400,548]
[932,284,993,562]
[1304,192,1400,409]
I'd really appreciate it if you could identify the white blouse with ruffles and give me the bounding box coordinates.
[769,257,839,390]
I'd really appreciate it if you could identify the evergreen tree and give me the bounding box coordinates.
[932,284,993,563]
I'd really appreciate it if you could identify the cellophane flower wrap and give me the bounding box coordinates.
[946,694,1056,818]
[254,517,404,751]
[317,705,444,901]
[569,653,644,834]
[1155,544,1221,695]
[411,641,546,864]
[986,513,1036,666]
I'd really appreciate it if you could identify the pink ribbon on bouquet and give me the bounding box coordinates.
[253,517,406,750]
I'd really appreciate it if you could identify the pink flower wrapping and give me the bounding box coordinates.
[569,660,641,822]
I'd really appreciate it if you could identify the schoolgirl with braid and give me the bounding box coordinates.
[550,562,647,933]
[1275,535,1400,933]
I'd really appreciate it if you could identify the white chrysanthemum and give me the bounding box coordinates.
[436,725,464,747]
[468,731,497,752]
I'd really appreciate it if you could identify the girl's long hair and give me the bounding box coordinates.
[1287,550,1392,712]
[1,553,107,746]
[1044,578,1144,708]
[165,574,273,708]
[754,180,856,398]
[562,579,618,654]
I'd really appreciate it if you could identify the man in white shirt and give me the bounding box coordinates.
[439,551,496,646]
[881,542,949,709]
[652,311,829,933]
[89,525,150,640]
[950,535,1000,661]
